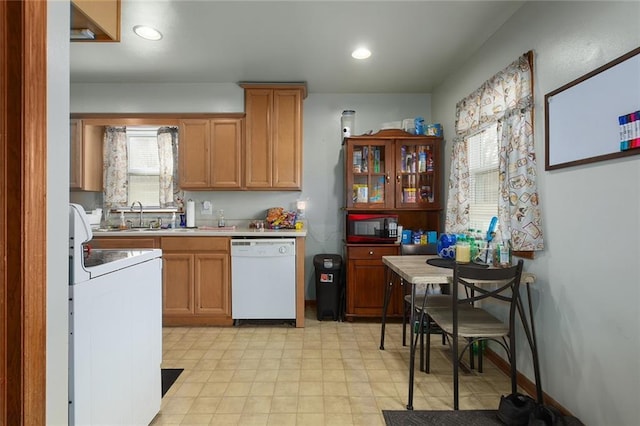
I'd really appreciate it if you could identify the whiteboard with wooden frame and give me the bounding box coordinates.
[545,46,640,170]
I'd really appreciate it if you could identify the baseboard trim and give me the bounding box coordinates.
[484,348,573,417]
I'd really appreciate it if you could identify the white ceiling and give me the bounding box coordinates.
[70,0,526,93]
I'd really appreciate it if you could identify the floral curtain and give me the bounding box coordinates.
[445,52,544,251]
[157,127,183,208]
[102,126,128,208]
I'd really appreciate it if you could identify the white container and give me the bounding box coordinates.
[341,110,355,138]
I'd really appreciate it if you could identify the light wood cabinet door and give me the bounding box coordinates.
[194,253,230,315]
[180,118,243,189]
[163,253,194,316]
[161,237,232,325]
[69,119,82,189]
[272,89,302,189]
[211,118,243,189]
[179,119,210,188]
[244,89,273,188]
[70,121,103,191]
[242,84,304,190]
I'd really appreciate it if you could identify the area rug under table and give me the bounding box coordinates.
[383,409,501,426]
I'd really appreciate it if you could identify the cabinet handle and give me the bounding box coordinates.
[369,251,374,255]
[386,173,390,184]
[396,174,400,183]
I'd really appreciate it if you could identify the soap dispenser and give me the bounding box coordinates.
[217,209,226,228]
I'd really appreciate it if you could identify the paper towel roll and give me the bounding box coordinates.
[186,200,195,228]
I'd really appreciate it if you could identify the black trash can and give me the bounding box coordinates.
[313,254,343,321]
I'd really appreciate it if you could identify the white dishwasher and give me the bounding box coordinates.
[231,238,296,322]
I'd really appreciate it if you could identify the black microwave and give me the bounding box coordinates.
[346,214,399,244]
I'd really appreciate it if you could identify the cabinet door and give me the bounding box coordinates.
[70,122,103,191]
[70,119,82,189]
[346,246,399,317]
[395,138,441,209]
[210,118,243,188]
[179,119,210,189]
[244,89,273,188]
[345,140,393,209]
[163,253,194,315]
[272,89,302,189]
[194,253,230,316]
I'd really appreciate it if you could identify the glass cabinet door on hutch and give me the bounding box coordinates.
[345,141,393,209]
[395,139,440,209]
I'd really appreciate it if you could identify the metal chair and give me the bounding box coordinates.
[422,259,524,409]
[399,244,451,372]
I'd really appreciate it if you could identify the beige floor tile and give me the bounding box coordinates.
[243,396,272,413]
[209,413,241,425]
[298,381,323,396]
[325,413,354,425]
[266,413,297,425]
[297,396,324,413]
[270,396,299,413]
[179,413,212,425]
[187,396,221,414]
[274,381,299,396]
[159,309,522,423]
[225,382,252,397]
[296,413,325,425]
[216,396,247,414]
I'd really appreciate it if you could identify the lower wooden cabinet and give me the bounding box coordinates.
[345,244,401,319]
[161,237,232,326]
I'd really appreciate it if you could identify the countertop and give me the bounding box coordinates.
[92,226,307,238]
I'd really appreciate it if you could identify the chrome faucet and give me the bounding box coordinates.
[130,201,144,227]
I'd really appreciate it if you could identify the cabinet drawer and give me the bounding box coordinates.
[348,246,398,260]
[161,237,229,252]
[91,237,158,249]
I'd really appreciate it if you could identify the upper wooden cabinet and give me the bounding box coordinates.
[71,0,121,42]
[242,84,306,190]
[344,129,443,210]
[70,119,104,192]
[179,117,244,190]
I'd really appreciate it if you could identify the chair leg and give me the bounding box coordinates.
[453,333,459,410]
[419,315,425,372]
[402,301,407,347]
[478,340,483,373]
[425,314,432,373]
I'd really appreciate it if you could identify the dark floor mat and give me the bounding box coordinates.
[161,368,183,397]
[383,410,502,426]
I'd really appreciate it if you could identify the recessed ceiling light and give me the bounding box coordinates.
[133,25,163,41]
[351,48,371,60]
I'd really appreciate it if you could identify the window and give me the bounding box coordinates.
[126,127,160,206]
[467,123,498,233]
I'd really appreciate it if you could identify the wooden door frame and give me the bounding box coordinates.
[1,0,48,424]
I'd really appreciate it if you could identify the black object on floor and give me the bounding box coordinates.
[161,368,183,397]
[383,410,501,426]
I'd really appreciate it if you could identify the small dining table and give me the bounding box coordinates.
[379,254,542,410]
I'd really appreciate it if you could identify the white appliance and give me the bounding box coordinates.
[68,204,163,426]
[231,238,296,321]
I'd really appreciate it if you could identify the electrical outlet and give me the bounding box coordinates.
[201,200,213,215]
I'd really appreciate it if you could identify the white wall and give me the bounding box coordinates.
[47,1,70,425]
[70,86,431,298]
[431,2,640,424]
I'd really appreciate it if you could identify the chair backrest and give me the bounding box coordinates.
[400,243,437,256]
[453,259,524,307]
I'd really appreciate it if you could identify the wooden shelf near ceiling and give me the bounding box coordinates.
[71,0,121,42]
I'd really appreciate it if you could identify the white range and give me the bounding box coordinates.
[68,204,163,425]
